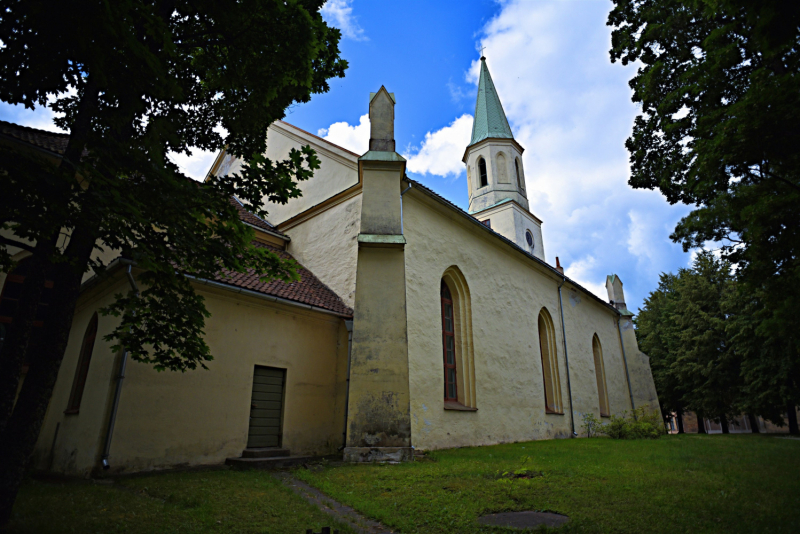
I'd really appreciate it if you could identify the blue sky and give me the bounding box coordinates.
[0,0,697,312]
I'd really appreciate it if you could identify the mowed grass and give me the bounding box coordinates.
[9,469,354,534]
[295,434,800,533]
[8,435,800,533]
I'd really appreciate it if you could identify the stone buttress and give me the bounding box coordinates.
[343,87,413,462]
[606,275,661,415]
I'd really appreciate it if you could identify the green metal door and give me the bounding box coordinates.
[247,366,285,448]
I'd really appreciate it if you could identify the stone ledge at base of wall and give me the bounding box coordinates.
[342,447,413,463]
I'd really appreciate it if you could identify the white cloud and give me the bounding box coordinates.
[461,0,694,311]
[404,114,473,178]
[564,255,608,301]
[317,114,370,155]
[169,148,218,181]
[321,0,367,41]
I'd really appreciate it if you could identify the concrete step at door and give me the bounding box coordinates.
[225,455,311,469]
[241,447,291,458]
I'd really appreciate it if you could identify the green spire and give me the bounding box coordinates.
[469,57,514,146]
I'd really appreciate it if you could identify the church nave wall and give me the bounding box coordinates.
[402,190,634,451]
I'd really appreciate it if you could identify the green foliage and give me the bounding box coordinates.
[636,250,795,428]
[0,0,346,372]
[601,406,665,440]
[581,412,602,438]
[609,0,800,424]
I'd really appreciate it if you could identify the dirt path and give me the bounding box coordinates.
[273,472,394,534]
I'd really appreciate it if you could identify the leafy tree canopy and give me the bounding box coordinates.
[610,0,800,429]
[0,1,346,523]
[0,0,346,371]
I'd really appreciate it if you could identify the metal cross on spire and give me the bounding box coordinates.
[480,46,487,59]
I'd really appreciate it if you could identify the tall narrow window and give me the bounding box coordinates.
[593,334,610,416]
[441,281,457,401]
[515,158,523,188]
[65,313,98,414]
[478,158,488,188]
[538,308,563,413]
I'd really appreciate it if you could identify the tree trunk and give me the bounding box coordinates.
[696,412,707,434]
[676,410,685,434]
[748,414,760,433]
[787,403,799,435]
[720,414,730,434]
[0,254,48,434]
[0,225,96,527]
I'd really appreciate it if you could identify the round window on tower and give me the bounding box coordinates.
[526,230,534,249]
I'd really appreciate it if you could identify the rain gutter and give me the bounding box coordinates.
[101,259,138,470]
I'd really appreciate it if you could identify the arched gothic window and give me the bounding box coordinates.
[515,158,523,189]
[441,281,457,401]
[538,308,563,413]
[440,267,477,409]
[593,334,610,416]
[65,313,99,414]
[478,158,488,188]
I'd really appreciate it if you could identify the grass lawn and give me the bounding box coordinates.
[9,469,355,534]
[9,434,800,533]
[295,434,800,533]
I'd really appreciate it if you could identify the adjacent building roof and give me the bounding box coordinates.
[0,119,70,155]
[215,242,352,317]
[469,57,515,146]
[0,119,347,316]
[230,197,287,238]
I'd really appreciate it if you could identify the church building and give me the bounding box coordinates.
[2,58,660,474]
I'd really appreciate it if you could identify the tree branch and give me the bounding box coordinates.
[0,236,36,254]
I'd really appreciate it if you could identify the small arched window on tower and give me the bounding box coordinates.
[496,153,509,183]
[525,230,534,251]
[478,158,488,188]
[65,313,99,414]
[515,158,523,189]
[593,334,610,416]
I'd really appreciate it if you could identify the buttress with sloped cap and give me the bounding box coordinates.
[469,57,514,146]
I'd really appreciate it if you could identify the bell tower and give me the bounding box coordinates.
[464,56,544,261]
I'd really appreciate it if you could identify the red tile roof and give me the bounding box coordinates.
[230,197,287,237]
[215,242,352,317]
[0,120,70,155]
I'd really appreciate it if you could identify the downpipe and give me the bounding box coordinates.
[557,278,577,437]
[339,320,354,451]
[101,260,139,470]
